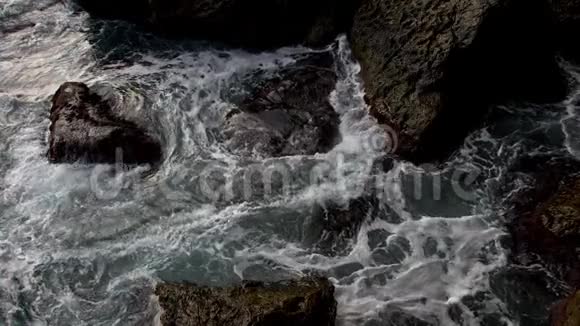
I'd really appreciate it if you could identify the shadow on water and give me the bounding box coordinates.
[82,17,215,66]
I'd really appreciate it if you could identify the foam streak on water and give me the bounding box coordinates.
[561,61,580,159]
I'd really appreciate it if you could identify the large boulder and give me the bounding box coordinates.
[222,52,340,158]
[155,276,337,326]
[349,0,569,163]
[75,0,359,48]
[48,82,162,164]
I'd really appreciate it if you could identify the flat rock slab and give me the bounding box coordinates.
[48,82,161,164]
[155,276,336,326]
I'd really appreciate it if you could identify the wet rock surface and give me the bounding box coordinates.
[499,154,580,325]
[552,290,580,326]
[302,193,404,258]
[303,196,380,256]
[349,0,569,163]
[506,155,580,287]
[48,82,161,164]
[490,266,563,326]
[223,52,340,158]
[155,276,336,326]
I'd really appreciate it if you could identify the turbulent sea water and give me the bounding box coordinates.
[1,1,579,325]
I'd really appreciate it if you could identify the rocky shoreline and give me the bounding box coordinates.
[47,0,580,324]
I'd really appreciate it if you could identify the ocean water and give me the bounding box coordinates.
[1,1,579,325]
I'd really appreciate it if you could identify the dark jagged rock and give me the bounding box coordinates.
[505,155,580,287]
[551,290,580,326]
[155,276,337,326]
[303,197,379,256]
[350,0,568,163]
[223,52,340,158]
[490,266,563,326]
[48,82,161,164]
[75,0,359,49]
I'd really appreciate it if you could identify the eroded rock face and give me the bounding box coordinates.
[223,52,340,158]
[75,0,358,48]
[48,82,161,164]
[155,276,336,326]
[350,0,568,163]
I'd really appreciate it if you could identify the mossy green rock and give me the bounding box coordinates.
[155,277,337,326]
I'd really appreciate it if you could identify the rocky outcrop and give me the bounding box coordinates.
[501,154,580,325]
[303,194,404,257]
[506,155,580,287]
[75,0,359,48]
[349,0,569,163]
[155,276,337,326]
[552,290,580,326]
[48,82,161,164]
[223,52,340,158]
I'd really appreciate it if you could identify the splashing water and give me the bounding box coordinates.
[1,1,579,325]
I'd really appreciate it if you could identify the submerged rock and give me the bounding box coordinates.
[350,0,568,163]
[48,82,161,164]
[507,155,580,287]
[155,276,336,326]
[496,154,580,325]
[223,52,340,158]
[490,266,563,326]
[303,197,379,256]
[75,0,358,49]
[303,194,403,257]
